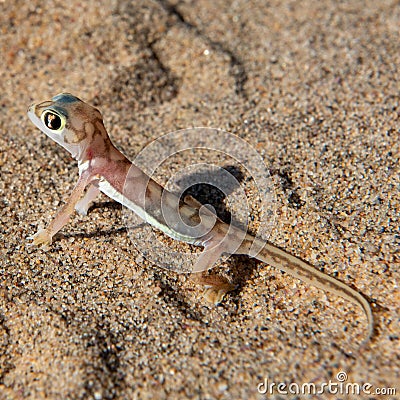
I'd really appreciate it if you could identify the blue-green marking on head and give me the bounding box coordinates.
[52,93,81,104]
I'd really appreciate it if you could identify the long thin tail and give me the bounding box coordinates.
[237,236,374,343]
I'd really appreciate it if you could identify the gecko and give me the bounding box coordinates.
[27,93,373,343]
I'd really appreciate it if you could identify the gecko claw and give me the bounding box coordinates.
[27,227,53,248]
[203,283,236,305]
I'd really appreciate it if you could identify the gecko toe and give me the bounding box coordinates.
[203,283,236,304]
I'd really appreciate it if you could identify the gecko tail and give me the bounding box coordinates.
[236,237,374,344]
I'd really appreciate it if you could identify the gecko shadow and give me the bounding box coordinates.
[175,164,264,292]
[176,164,246,228]
[152,163,263,312]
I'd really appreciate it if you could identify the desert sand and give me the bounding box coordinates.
[0,0,398,399]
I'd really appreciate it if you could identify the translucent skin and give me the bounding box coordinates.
[27,93,373,344]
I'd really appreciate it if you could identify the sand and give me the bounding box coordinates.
[0,0,398,399]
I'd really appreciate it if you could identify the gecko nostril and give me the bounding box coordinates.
[27,103,36,113]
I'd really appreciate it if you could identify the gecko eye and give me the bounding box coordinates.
[41,111,65,131]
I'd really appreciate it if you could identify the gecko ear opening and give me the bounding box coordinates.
[41,111,66,132]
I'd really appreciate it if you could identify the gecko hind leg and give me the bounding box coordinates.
[191,272,236,304]
[190,243,236,304]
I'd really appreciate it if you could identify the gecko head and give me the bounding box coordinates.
[27,93,104,160]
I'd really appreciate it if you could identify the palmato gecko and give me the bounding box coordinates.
[27,93,373,343]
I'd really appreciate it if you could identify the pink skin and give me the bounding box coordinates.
[27,93,373,343]
[27,94,236,302]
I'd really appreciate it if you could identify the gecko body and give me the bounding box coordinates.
[28,93,373,343]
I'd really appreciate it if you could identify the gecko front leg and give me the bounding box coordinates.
[28,172,93,247]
